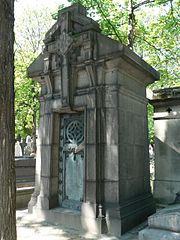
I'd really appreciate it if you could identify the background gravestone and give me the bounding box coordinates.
[151,87,180,204]
[28,3,159,236]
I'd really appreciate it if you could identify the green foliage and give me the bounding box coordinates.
[68,0,179,87]
[14,51,39,138]
[134,1,180,89]
[68,0,129,42]
[15,7,55,139]
[51,4,65,19]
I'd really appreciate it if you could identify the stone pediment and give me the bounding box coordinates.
[27,2,160,107]
[44,3,100,45]
[28,3,159,84]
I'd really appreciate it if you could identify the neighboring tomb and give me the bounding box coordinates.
[27,4,159,236]
[151,87,180,204]
[16,157,35,209]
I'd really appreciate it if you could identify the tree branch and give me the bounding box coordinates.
[170,0,178,24]
[142,37,164,56]
[93,0,122,42]
[133,0,155,10]
[133,0,171,10]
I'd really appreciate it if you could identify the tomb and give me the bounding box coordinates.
[151,87,180,204]
[28,3,159,236]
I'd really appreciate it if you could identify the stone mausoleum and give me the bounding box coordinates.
[28,4,159,236]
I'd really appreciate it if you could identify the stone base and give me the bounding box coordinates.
[29,193,155,237]
[139,228,180,240]
[29,205,123,236]
[119,193,155,234]
[30,207,105,235]
[139,204,180,240]
[148,204,180,232]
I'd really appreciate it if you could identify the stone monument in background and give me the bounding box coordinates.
[139,87,180,240]
[27,3,159,236]
[151,87,180,204]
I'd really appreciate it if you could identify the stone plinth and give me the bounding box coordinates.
[27,3,159,237]
[151,87,180,204]
[139,228,180,240]
[139,205,180,240]
[16,187,34,209]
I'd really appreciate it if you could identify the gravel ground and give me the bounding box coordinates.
[16,209,144,240]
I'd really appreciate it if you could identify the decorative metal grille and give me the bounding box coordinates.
[66,120,84,144]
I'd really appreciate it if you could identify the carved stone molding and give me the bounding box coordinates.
[56,32,73,55]
[85,64,96,87]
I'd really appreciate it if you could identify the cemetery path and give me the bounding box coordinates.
[16,209,141,240]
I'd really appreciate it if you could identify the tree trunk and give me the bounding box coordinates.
[0,0,16,239]
[128,0,135,50]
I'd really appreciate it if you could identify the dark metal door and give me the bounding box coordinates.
[59,113,84,210]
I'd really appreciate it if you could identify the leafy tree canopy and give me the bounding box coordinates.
[68,0,179,88]
[14,7,55,139]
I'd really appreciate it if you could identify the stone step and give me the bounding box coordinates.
[32,207,105,235]
[139,228,180,240]
[33,207,84,232]
[148,205,180,232]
